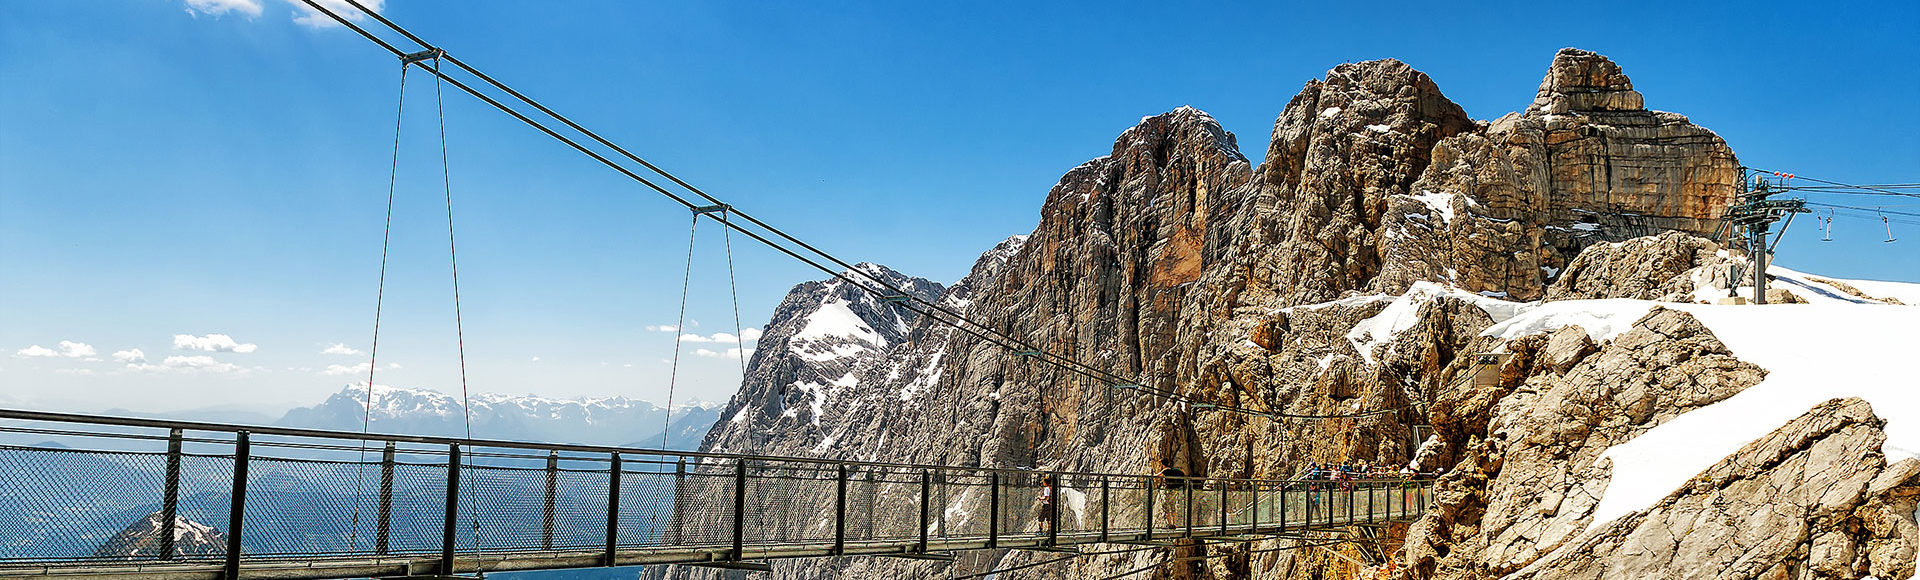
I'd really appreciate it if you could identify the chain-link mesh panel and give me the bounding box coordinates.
[1189,480,1220,532]
[546,466,610,550]
[933,471,989,540]
[241,457,382,557]
[855,467,918,542]
[614,465,676,548]
[739,462,833,559]
[664,461,737,548]
[0,446,166,561]
[0,415,1441,572]
[377,461,448,555]
[1226,484,1253,529]
[1106,477,1147,535]
[459,462,558,553]
[995,472,1043,540]
[1055,475,1101,535]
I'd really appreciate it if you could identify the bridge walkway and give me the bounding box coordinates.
[0,409,1430,579]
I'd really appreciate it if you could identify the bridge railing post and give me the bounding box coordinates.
[1141,476,1154,541]
[1046,473,1060,546]
[1218,479,1228,536]
[377,441,395,555]
[833,463,847,555]
[731,459,746,561]
[1279,481,1288,533]
[441,443,460,575]
[223,431,249,580]
[1098,476,1109,543]
[542,450,557,551]
[160,428,181,561]
[604,452,620,566]
[987,472,1000,549]
[1249,479,1260,533]
[1183,478,1194,538]
[917,468,930,553]
[669,458,686,544]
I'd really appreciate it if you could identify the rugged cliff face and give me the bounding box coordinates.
[678,48,1918,580]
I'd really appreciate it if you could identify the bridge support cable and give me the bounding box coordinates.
[661,214,699,450]
[288,0,1392,422]
[346,58,411,556]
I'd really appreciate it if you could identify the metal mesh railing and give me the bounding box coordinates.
[0,409,1432,575]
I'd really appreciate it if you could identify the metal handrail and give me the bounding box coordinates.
[0,407,1434,578]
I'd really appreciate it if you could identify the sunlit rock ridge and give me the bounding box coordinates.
[669,48,1920,580]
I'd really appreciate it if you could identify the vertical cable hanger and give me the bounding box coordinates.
[662,211,703,450]
[347,57,412,554]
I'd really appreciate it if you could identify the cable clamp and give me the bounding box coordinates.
[401,48,445,65]
[692,204,730,215]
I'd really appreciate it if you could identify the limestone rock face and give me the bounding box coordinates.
[668,48,1913,580]
[1504,398,1920,580]
[1545,230,1736,301]
[1527,48,1646,114]
[1237,59,1475,306]
[1380,48,1741,300]
[1403,308,1768,578]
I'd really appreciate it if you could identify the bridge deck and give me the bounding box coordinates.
[0,409,1429,579]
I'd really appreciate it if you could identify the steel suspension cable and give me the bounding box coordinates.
[346,60,411,553]
[722,211,750,394]
[429,53,486,556]
[662,215,699,449]
[292,0,1392,420]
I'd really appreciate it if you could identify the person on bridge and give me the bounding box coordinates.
[1039,474,1057,533]
[1159,467,1186,528]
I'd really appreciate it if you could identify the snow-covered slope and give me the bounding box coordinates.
[1377,266,1920,543]
[277,385,720,449]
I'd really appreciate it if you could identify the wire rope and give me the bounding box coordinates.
[662,215,699,449]
[345,60,410,553]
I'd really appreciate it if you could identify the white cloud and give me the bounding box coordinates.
[694,347,755,359]
[57,341,95,358]
[322,343,363,356]
[112,349,147,363]
[184,0,263,17]
[530,356,542,362]
[128,355,244,374]
[289,0,384,29]
[174,333,258,353]
[320,361,399,376]
[15,341,94,358]
[676,329,762,344]
[645,325,679,333]
[55,368,96,376]
[14,345,57,358]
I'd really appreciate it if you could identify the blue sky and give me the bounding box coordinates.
[2,1,1915,416]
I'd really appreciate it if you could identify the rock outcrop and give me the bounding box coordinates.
[1377,48,1740,301]
[92,512,225,559]
[671,47,1915,580]
[1506,399,1920,579]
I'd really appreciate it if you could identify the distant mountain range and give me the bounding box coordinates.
[276,385,721,450]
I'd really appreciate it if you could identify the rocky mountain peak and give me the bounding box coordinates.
[1527,47,1646,114]
[93,512,225,559]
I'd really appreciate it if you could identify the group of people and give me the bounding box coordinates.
[1300,461,1405,481]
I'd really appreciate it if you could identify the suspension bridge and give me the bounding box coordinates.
[10,1,1912,578]
[0,3,1440,578]
[0,409,1431,579]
